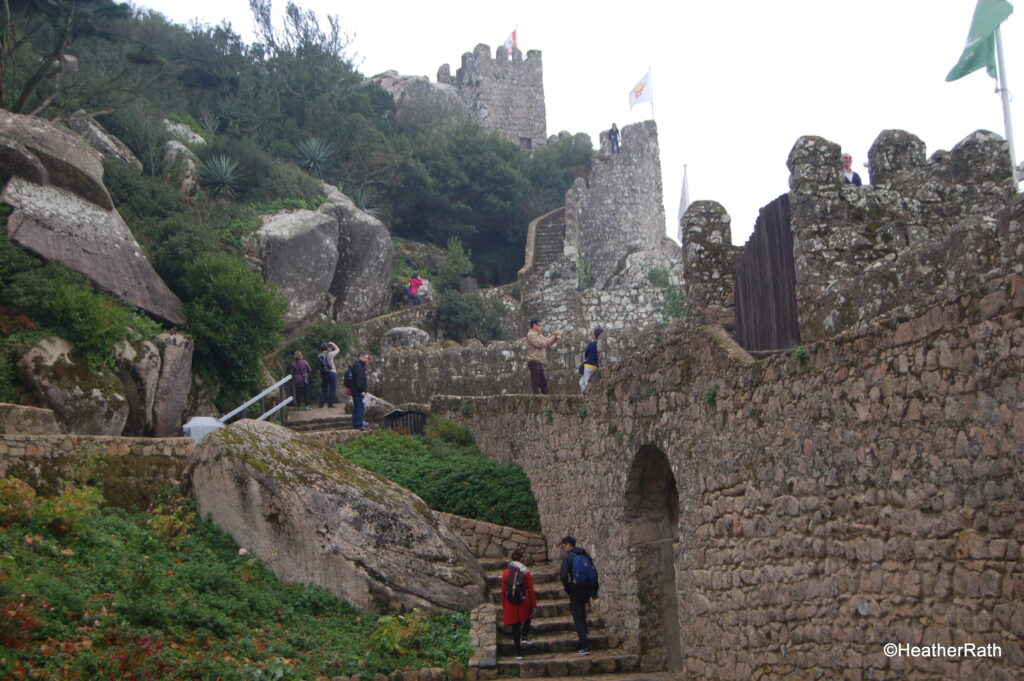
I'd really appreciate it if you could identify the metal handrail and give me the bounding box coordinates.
[219,374,293,424]
[257,396,293,421]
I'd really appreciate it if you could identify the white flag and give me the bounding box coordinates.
[502,29,517,56]
[629,70,652,109]
[677,165,690,243]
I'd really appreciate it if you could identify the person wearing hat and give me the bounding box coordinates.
[559,536,599,655]
[526,319,561,394]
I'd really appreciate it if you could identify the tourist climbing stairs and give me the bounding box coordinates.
[481,559,638,678]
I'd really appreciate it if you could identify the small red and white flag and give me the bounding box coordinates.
[502,29,517,56]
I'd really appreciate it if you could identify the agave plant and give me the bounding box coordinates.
[200,155,240,198]
[296,137,335,179]
[336,183,382,219]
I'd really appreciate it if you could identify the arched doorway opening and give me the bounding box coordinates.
[624,444,682,672]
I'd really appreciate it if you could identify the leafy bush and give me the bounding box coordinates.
[435,237,473,292]
[646,267,671,288]
[436,291,508,343]
[339,429,540,530]
[422,417,476,447]
[0,482,471,679]
[180,252,287,406]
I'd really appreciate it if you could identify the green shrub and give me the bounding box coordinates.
[645,267,671,288]
[339,430,540,530]
[422,417,476,448]
[435,237,473,292]
[436,291,507,343]
[181,252,287,406]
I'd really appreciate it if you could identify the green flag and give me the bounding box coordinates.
[946,0,1014,81]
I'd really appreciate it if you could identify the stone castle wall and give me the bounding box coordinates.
[436,511,547,564]
[432,265,1024,679]
[564,120,668,289]
[370,327,651,405]
[787,129,1019,342]
[679,200,738,330]
[438,45,546,150]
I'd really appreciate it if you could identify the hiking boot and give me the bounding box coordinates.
[578,649,590,656]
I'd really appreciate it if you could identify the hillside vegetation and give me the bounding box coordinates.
[0,479,471,680]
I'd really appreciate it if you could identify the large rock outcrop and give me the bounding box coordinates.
[187,420,487,613]
[116,333,194,437]
[0,112,186,326]
[18,337,128,435]
[64,111,142,170]
[246,210,339,328]
[321,186,395,322]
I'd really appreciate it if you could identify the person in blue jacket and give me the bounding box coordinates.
[579,327,603,393]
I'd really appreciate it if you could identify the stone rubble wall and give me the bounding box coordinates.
[370,329,650,405]
[431,269,1024,680]
[435,511,547,564]
[0,434,193,509]
[0,403,62,435]
[438,44,545,150]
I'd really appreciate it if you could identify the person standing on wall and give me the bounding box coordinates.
[579,327,603,393]
[349,351,372,431]
[609,123,620,154]
[317,341,340,409]
[559,536,599,655]
[501,548,538,660]
[289,350,312,410]
[526,318,561,394]
[841,152,862,186]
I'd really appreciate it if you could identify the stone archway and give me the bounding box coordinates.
[624,444,682,672]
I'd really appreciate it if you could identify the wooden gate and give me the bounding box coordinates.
[734,194,800,351]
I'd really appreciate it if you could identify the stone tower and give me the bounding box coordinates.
[438,44,546,150]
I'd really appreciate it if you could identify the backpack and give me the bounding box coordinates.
[317,352,330,373]
[505,566,526,604]
[342,364,356,389]
[571,553,597,588]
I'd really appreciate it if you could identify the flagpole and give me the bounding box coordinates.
[995,27,1020,188]
[648,67,656,121]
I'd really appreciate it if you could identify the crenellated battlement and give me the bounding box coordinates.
[437,43,546,150]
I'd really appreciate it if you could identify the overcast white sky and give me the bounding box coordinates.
[136,0,1022,246]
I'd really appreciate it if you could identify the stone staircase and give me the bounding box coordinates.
[531,210,566,274]
[481,559,638,678]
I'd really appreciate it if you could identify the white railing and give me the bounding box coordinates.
[219,375,294,425]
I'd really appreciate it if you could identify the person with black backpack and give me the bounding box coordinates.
[317,341,340,409]
[559,536,599,655]
[501,548,537,660]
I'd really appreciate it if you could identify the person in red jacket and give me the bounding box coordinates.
[500,548,537,660]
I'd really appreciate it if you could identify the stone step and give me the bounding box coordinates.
[495,650,639,678]
[525,599,573,619]
[512,615,606,636]
[489,581,564,603]
[497,632,613,656]
[287,419,354,432]
[486,570,561,589]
